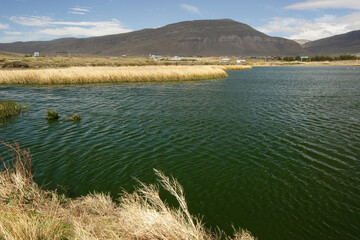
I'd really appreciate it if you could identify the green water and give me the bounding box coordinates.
[1,66,359,239]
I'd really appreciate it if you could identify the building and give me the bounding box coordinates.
[33,52,40,57]
[221,58,231,62]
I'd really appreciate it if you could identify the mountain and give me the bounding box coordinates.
[0,19,307,57]
[303,30,360,56]
[292,39,310,45]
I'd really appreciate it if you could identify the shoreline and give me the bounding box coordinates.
[249,60,360,67]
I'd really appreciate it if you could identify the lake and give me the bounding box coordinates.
[1,66,359,240]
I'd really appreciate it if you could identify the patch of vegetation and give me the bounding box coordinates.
[2,61,30,68]
[280,54,359,62]
[69,113,81,121]
[0,99,27,119]
[45,110,60,120]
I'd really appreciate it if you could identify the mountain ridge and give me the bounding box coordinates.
[0,19,308,57]
[303,30,360,56]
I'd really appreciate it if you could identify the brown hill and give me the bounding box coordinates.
[303,30,360,56]
[0,19,307,56]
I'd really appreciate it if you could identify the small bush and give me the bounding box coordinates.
[45,110,60,120]
[2,61,30,68]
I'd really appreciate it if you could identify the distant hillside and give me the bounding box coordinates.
[0,19,307,57]
[303,30,360,56]
[0,51,23,57]
[292,39,310,45]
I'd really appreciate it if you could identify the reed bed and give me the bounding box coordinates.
[218,65,252,71]
[0,100,27,119]
[0,142,255,240]
[0,66,228,85]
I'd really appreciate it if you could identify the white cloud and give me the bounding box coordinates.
[2,15,132,42]
[69,7,90,15]
[39,20,132,37]
[285,0,360,10]
[4,31,22,35]
[51,20,120,27]
[9,16,52,26]
[180,4,201,15]
[40,19,132,37]
[257,12,360,40]
[0,32,42,43]
[0,23,9,29]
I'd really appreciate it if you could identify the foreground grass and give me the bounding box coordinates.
[0,66,229,85]
[0,142,255,240]
[0,100,27,119]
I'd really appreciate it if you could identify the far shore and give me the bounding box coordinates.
[0,52,358,85]
[250,60,360,67]
[1,52,359,69]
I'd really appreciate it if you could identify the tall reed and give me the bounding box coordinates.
[0,100,27,119]
[219,65,252,71]
[0,142,255,240]
[0,66,228,85]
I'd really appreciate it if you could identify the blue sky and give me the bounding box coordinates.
[0,0,359,43]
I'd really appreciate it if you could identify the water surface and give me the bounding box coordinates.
[1,66,359,240]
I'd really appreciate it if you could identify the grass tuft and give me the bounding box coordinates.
[0,99,27,120]
[0,142,256,240]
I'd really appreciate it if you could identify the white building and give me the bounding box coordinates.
[33,52,40,57]
[221,58,231,62]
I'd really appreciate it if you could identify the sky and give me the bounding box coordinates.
[0,0,359,43]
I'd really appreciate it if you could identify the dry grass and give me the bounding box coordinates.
[218,65,252,71]
[0,66,229,85]
[0,55,150,68]
[0,142,255,240]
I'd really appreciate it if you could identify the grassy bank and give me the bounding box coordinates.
[0,100,27,119]
[0,142,255,240]
[0,66,229,85]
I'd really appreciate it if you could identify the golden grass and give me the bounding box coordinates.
[0,142,255,240]
[0,66,229,85]
[218,65,252,71]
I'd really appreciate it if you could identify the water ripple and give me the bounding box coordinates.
[1,67,359,240]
